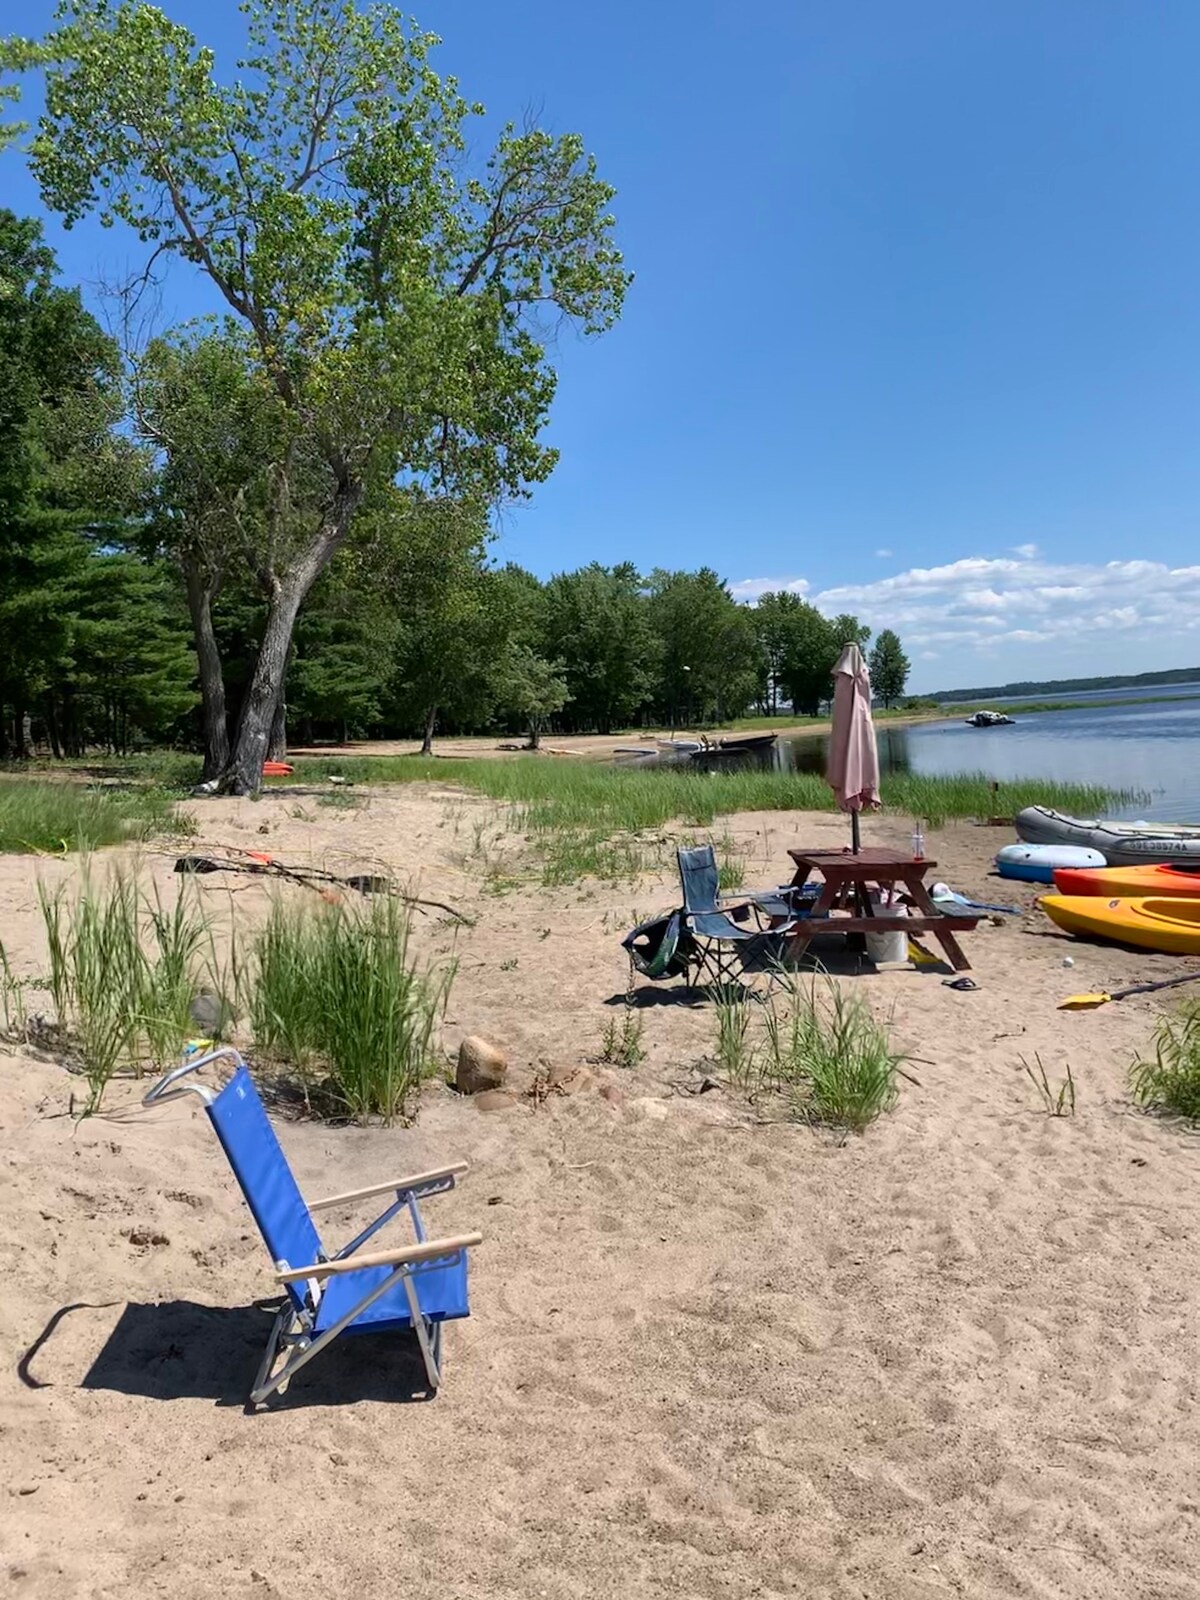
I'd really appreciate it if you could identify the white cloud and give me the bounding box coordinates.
[736,552,1200,688]
[1012,542,1039,559]
[728,575,810,602]
[874,548,893,559]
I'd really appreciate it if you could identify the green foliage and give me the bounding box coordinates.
[293,752,1131,834]
[249,894,454,1124]
[752,592,871,717]
[599,1007,645,1068]
[0,939,29,1033]
[713,987,757,1086]
[0,780,192,854]
[869,628,910,709]
[495,646,570,748]
[715,837,746,892]
[540,563,657,733]
[0,209,184,757]
[4,0,630,787]
[647,567,758,726]
[36,867,219,1113]
[762,976,900,1129]
[709,975,902,1129]
[1130,1002,1200,1121]
[383,500,507,746]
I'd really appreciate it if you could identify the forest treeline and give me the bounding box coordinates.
[0,211,911,758]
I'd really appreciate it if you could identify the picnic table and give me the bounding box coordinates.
[785,846,980,972]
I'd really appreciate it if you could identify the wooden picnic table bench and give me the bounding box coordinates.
[786,846,980,973]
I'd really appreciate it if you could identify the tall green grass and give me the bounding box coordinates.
[290,752,1131,825]
[37,868,222,1113]
[1130,1002,1200,1121]
[277,755,1133,883]
[712,973,901,1130]
[249,896,455,1124]
[0,780,194,854]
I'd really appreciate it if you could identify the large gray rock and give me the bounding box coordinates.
[456,1036,507,1095]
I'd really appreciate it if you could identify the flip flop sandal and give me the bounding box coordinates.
[943,976,979,991]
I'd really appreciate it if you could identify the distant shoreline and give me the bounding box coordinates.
[929,667,1200,703]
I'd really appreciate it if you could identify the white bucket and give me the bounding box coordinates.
[865,896,908,964]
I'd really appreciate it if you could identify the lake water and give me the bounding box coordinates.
[776,689,1200,822]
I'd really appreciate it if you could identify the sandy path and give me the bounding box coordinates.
[1,789,1198,1597]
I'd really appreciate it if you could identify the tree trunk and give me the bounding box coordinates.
[220,582,306,795]
[267,651,290,762]
[527,718,541,751]
[14,705,27,759]
[420,703,437,757]
[184,559,230,783]
[217,489,363,795]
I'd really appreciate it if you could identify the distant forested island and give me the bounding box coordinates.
[931,667,1200,703]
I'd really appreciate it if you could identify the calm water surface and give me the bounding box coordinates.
[779,690,1200,822]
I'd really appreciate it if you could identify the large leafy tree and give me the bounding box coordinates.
[495,647,571,750]
[381,497,503,753]
[647,568,758,726]
[540,562,656,733]
[2,0,629,790]
[754,594,871,717]
[136,332,288,777]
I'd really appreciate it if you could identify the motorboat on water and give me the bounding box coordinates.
[690,733,779,761]
[965,710,1015,727]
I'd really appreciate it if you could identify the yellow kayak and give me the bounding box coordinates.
[1041,894,1200,955]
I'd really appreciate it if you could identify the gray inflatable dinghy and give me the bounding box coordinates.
[1014,806,1200,868]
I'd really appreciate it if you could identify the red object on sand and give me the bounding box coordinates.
[262,761,294,776]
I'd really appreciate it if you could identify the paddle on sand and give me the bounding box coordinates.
[1058,970,1200,1011]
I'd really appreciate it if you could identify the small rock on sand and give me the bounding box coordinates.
[473,1089,519,1114]
[456,1036,508,1094]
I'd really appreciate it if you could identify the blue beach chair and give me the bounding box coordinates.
[143,1047,481,1406]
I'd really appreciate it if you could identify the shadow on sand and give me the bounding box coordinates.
[20,1298,436,1410]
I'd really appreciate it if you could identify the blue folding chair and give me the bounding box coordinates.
[143,1047,481,1406]
[677,844,811,989]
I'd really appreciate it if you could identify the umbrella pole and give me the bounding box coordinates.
[851,809,861,855]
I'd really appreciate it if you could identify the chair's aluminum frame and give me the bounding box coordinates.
[676,846,807,993]
[143,1048,462,1405]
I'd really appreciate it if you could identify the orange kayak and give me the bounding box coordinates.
[1053,864,1200,898]
[1041,895,1200,954]
[262,761,294,777]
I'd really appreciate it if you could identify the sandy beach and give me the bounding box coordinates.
[286,711,947,764]
[2,786,1198,1598]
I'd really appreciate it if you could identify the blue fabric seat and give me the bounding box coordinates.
[142,1048,480,1405]
[316,1256,469,1333]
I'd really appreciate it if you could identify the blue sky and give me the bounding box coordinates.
[5,0,1200,691]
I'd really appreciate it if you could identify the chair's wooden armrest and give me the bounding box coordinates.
[309,1161,469,1212]
[276,1231,482,1284]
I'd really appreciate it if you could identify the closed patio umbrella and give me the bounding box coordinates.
[826,642,881,853]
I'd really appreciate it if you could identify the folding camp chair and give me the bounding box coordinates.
[676,844,808,989]
[142,1047,481,1406]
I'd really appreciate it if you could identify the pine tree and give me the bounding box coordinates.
[869,629,911,709]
